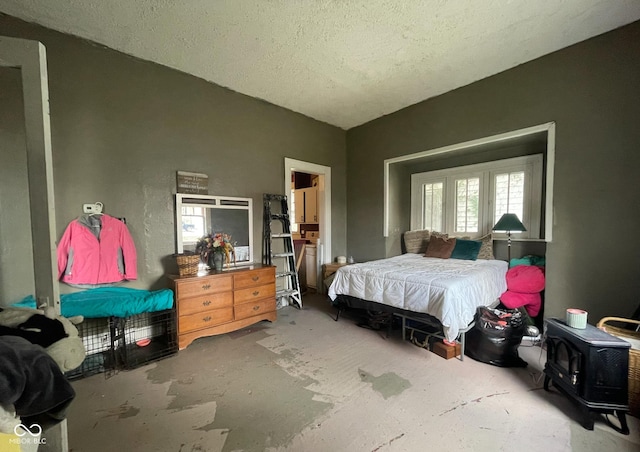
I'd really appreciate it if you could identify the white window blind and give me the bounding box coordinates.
[422,182,443,232]
[455,177,480,233]
[494,171,524,220]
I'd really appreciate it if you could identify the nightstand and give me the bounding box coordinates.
[322,262,350,294]
[323,262,348,279]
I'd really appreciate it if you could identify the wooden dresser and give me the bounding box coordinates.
[169,264,276,349]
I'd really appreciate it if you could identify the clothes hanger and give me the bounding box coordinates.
[92,202,104,216]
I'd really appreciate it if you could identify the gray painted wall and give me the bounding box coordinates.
[0,15,347,303]
[347,21,640,322]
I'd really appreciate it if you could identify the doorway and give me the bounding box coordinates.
[283,158,332,293]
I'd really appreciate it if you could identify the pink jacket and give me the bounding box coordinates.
[57,214,137,284]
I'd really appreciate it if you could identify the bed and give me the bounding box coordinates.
[327,231,508,357]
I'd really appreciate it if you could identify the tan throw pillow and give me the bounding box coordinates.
[425,236,457,259]
[430,231,449,239]
[403,229,430,254]
[476,233,495,260]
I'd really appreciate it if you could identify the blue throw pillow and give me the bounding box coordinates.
[450,238,482,261]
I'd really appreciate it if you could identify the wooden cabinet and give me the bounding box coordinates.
[294,187,318,224]
[294,189,305,224]
[169,265,276,349]
[304,187,318,223]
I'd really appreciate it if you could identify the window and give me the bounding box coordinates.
[421,182,443,231]
[455,177,480,233]
[411,155,543,238]
[494,171,524,220]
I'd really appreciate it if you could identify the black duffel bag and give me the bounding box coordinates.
[464,306,528,367]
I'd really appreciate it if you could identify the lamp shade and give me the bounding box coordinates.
[492,213,526,233]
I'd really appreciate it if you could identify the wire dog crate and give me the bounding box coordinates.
[111,308,178,370]
[65,317,116,380]
[65,308,178,380]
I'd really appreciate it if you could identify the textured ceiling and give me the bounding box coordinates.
[2,1,640,129]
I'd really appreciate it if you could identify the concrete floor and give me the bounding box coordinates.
[67,293,640,451]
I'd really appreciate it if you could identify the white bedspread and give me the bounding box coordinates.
[328,253,508,342]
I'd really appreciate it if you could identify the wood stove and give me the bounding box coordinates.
[543,318,630,434]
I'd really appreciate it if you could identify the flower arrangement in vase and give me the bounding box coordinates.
[195,232,236,271]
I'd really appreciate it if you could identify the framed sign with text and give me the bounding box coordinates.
[176,171,208,194]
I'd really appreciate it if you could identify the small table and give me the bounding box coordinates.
[322,262,349,294]
[323,262,348,278]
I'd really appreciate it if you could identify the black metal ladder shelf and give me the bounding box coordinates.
[263,193,302,309]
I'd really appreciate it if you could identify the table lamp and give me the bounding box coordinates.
[492,213,526,263]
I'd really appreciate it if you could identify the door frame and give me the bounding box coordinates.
[0,36,59,308]
[1,35,64,451]
[283,158,332,270]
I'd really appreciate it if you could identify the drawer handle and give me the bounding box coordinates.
[203,300,211,306]
[202,284,211,290]
[202,316,212,322]
[252,276,259,281]
[253,305,260,311]
[252,291,259,296]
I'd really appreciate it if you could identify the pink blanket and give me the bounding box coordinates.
[501,265,545,317]
[501,291,542,317]
[505,265,545,293]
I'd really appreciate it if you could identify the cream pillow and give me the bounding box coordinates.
[476,233,495,260]
[403,230,430,254]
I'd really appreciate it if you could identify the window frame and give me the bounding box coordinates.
[410,154,543,239]
[452,173,483,235]
[419,180,445,232]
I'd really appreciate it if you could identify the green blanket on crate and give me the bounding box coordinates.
[13,287,174,318]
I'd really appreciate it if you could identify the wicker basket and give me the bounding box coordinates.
[597,317,640,418]
[175,253,200,276]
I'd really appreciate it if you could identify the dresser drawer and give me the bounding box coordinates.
[179,307,233,333]
[234,283,276,305]
[178,292,233,316]
[234,267,275,289]
[234,298,276,320]
[176,275,233,298]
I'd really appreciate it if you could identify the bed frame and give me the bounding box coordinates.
[331,294,498,361]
